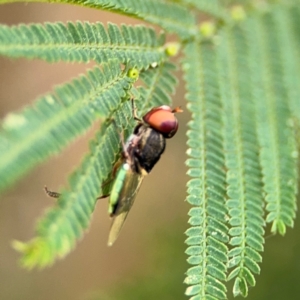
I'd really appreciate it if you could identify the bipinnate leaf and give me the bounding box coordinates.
[216,20,265,298]
[184,39,229,300]
[0,60,136,193]
[138,61,177,110]
[0,0,198,39]
[0,0,300,298]
[250,7,298,235]
[177,0,230,21]
[183,3,299,299]
[0,22,166,69]
[13,117,125,268]
[13,61,178,268]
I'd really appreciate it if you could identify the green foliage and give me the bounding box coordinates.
[216,22,265,298]
[0,22,166,68]
[0,60,136,193]
[10,60,178,268]
[251,9,298,234]
[175,0,230,21]
[138,61,177,109]
[0,0,198,38]
[183,4,299,299]
[1,0,300,299]
[13,102,134,268]
[183,40,228,299]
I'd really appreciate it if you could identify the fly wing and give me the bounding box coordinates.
[108,170,144,246]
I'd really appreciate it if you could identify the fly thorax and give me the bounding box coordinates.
[135,127,166,173]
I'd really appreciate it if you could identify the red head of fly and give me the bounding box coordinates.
[142,105,183,138]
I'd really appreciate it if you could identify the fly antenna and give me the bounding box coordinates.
[44,186,60,198]
[172,106,183,114]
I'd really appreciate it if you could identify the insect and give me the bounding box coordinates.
[45,101,182,246]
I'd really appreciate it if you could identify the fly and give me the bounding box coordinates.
[44,101,182,246]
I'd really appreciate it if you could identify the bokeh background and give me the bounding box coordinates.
[0,4,300,300]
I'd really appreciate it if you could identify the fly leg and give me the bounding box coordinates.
[110,118,130,160]
[98,115,133,200]
[96,158,123,200]
[131,98,142,122]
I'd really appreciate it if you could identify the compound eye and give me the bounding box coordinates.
[143,106,181,138]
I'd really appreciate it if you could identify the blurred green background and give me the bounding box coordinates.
[0,4,300,300]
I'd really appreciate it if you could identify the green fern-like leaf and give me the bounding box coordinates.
[183,4,300,299]
[175,0,230,21]
[216,22,265,298]
[1,0,300,297]
[276,7,300,121]
[0,22,166,68]
[86,0,198,38]
[183,40,229,299]
[13,61,178,268]
[138,61,177,110]
[0,60,136,193]
[247,8,298,235]
[0,0,198,39]
[13,113,127,268]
